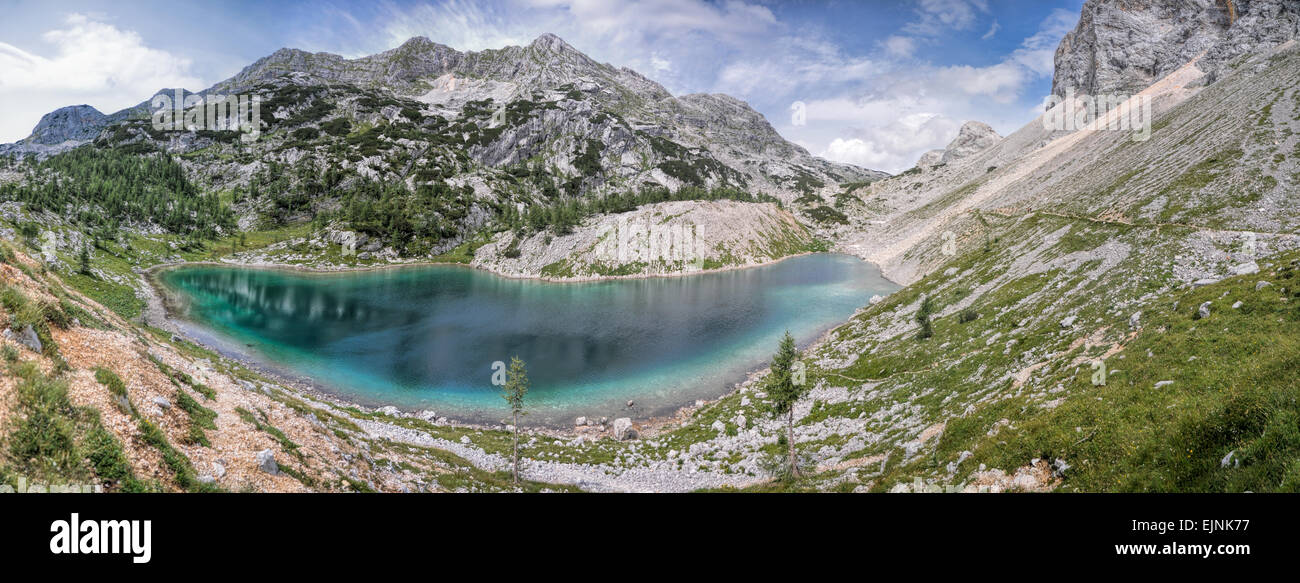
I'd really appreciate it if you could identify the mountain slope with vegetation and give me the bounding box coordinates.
[3,1,1300,493]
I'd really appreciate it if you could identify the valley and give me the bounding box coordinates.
[1,0,1298,494]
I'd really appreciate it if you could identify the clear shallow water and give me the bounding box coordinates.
[158,254,897,425]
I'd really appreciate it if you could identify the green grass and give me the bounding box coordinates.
[916,252,1300,492]
[2,361,155,491]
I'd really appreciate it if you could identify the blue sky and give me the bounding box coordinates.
[0,0,1085,172]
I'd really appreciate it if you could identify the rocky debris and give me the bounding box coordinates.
[1256,281,1272,291]
[473,200,816,281]
[1193,278,1221,287]
[612,417,637,441]
[152,396,171,410]
[1198,301,1213,319]
[256,449,279,475]
[1129,311,1142,330]
[1060,315,1077,328]
[1154,380,1175,388]
[417,410,437,422]
[1232,300,1243,309]
[377,405,401,416]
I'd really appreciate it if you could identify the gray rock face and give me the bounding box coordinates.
[940,122,1001,165]
[204,33,885,202]
[25,105,108,145]
[612,417,637,441]
[13,325,42,353]
[1053,0,1300,98]
[915,149,945,168]
[256,449,279,475]
[1231,261,1260,275]
[911,122,1001,169]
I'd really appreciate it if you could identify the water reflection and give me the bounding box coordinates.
[159,255,897,423]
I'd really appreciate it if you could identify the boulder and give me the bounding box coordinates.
[1197,301,1212,319]
[152,396,171,410]
[612,417,637,441]
[1231,261,1260,276]
[256,449,279,475]
[16,325,42,353]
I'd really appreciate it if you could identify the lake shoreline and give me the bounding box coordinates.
[141,252,897,435]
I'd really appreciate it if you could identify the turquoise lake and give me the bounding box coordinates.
[158,254,898,425]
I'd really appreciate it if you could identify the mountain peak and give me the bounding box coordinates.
[529,32,576,53]
[26,105,107,146]
[398,36,435,49]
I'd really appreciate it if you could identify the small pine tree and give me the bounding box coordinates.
[78,245,92,275]
[915,295,936,340]
[502,356,529,485]
[767,331,805,479]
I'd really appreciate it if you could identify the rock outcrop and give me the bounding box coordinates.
[1053,0,1300,98]
[25,105,108,145]
[913,121,1001,169]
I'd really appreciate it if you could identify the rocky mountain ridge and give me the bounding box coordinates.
[1053,0,1299,97]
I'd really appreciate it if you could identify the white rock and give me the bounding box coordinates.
[256,449,279,475]
[612,417,637,440]
[1231,262,1259,276]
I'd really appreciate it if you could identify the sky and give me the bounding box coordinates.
[0,0,1085,173]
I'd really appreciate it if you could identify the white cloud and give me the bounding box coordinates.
[522,0,778,42]
[982,20,1001,40]
[0,14,203,142]
[818,112,963,171]
[883,35,917,58]
[904,0,990,36]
